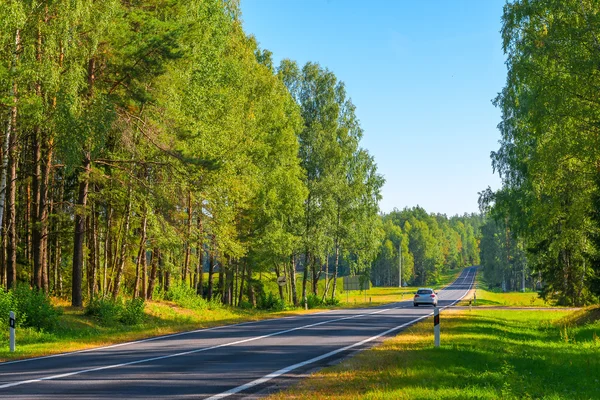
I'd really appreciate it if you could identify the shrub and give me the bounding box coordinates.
[120,297,146,325]
[166,282,215,311]
[12,284,61,331]
[85,296,146,325]
[306,294,322,309]
[85,296,122,325]
[323,297,340,306]
[0,289,16,328]
[258,292,285,311]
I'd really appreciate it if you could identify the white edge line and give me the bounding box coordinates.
[206,314,431,400]
[0,307,395,389]
[207,267,477,400]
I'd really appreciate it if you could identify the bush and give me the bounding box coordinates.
[85,296,146,325]
[166,282,216,311]
[85,296,122,325]
[12,284,61,331]
[306,294,322,309]
[257,291,285,311]
[0,289,15,326]
[120,297,146,325]
[323,297,340,307]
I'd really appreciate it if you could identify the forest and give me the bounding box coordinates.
[0,0,489,313]
[371,208,481,288]
[478,0,600,306]
[0,0,387,308]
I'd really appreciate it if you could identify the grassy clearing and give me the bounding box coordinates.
[269,307,600,400]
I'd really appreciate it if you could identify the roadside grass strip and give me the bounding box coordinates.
[268,308,600,400]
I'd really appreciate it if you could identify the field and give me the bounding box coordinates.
[268,307,600,400]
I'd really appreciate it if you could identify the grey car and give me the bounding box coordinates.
[413,288,438,307]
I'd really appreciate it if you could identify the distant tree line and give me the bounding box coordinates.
[371,207,481,287]
[479,0,600,305]
[0,0,383,308]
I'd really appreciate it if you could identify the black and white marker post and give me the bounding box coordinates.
[434,307,440,347]
[9,311,15,352]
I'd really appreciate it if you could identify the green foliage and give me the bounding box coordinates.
[257,292,285,311]
[85,296,122,325]
[120,298,146,325]
[488,0,600,306]
[165,282,220,311]
[85,296,145,326]
[372,208,482,287]
[11,285,62,331]
[0,289,15,328]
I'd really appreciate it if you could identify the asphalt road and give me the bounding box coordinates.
[0,266,476,399]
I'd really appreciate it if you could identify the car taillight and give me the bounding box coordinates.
[414,294,419,298]
[430,294,435,298]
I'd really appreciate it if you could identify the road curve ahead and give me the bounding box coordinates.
[0,267,477,399]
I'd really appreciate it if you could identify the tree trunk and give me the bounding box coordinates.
[134,208,147,298]
[103,203,112,296]
[331,244,340,300]
[72,154,90,306]
[147,247,159,299]
[4,29,20,290]
[195,210,204,295]
[183,190,192,284]
[207,236,215,300]
[237,262,246,306]
[247,265,256,307]
[301,251,309,309]
[112,186,132,299]
[275,264,284,301]
[290,255,298,306]
[218,263,224,303]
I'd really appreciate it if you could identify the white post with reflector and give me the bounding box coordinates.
[434,307,440,347]
[9,311,15,352]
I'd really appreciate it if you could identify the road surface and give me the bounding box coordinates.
[0,266,476,399]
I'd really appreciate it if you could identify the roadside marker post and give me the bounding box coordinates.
[434,307,440,347]
[9,311,15,352]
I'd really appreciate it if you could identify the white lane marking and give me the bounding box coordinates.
[1,268,473,367]
[206,314,432,400]
[0,307,394,389]
[207,267,477,399]
[0,308,345,366]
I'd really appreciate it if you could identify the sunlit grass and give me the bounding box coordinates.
[269,308,600,400]
[457,274,551,307]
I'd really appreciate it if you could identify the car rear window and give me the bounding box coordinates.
[417,289,432,294]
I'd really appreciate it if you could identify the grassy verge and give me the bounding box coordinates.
[459,273,551,307]
[268,307,600,400]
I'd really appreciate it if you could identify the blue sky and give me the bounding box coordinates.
[240,0,506,216]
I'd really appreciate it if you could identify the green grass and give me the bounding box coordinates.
[269,307,600,400]
[460,273,551,307]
